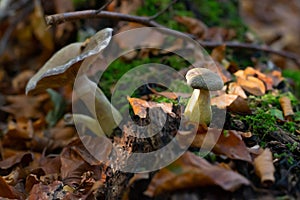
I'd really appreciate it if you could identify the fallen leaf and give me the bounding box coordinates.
[28,181,66,200]
[0,152,33,170]
[12,70,35,92]
[144,152,250,197]
[253,148,275,186]
[227,82,247,99]
[211,93,238,109]
[0,176,19,199]
[192,128,252,162]
[237,76,266,96]
[127,97,175,118]
[211,45,226,63]
[174,16,208,39]
[1,94,49,119]
[279,96,294,118]
[60,144,102,186]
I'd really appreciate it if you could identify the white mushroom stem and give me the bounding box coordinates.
[65,113,105,137]
[184,89,212,125]
[75,75,122,136]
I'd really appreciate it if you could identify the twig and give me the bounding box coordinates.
[95,0,114,14]
[45,10,300,67]
[149,0,178,20]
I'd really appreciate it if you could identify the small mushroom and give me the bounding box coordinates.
[184,68,223,125]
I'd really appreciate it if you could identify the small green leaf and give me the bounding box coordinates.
[46,89,66,127]
[269,108,284,121]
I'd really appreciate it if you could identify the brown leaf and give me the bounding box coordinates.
[0,152,33,170]
[279,96,294,118]
[1,94,49,119]
[127,97,175,118]
[0,176,19,199]
[227,82,247,99]
[192,129,252,162]
[228,96,252,114]
[211,45,226,62]
[253,148,275,186]
[60,144,102,186]
[174,16,208,38]
[211,93,238,109]
[237,76,266,96]
[28,181,66,200]
[68,137,112,166]
[144,152,250,197]
[12,70,35,93]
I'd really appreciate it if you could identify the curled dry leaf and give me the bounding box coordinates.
[26,28,113,95]
[237,76,266,96]
[144,152,250,197]
[228,82,247,99]
[127,97,175,118]
[279,96,294,118]
[253,148,275,186]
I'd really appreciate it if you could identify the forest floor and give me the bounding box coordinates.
[0,0,299,199]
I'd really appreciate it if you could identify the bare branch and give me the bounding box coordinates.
[45,10,300,67]
[149,0,178,20]
[95,0,114,14]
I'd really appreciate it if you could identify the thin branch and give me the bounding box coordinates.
[149,0,178,20]
[95,0,114,14]
[45,10,300,67]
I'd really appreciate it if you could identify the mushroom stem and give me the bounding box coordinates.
[198,89,212,125]
[75,75,122,136]
[184,89,212,125]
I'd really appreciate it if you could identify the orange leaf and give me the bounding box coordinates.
[211,93,238,109]
[253,148,275,186]
[237,76,266,96]
[144,152,250,197]
[227,82,247,99]
[127,97,175,118]
[279,96,294,117]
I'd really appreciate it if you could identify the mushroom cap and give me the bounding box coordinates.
[186,68,224,90]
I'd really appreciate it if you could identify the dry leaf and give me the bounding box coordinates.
[144,152,250,197]
[228,82,247,99]
[174,16,208,38]
[12,70,35,92]
[279,96,294,117]
[211,45,226,62]
[192,128,252,162]
[1,94,49,119]
[211,94,238,109]
[0,152,33,170]
[237,76,266,96]
[127,97,175,118]
[253,148,275,186]
[0,176,19,199]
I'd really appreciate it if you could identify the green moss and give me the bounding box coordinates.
[194,0,248,40]
[135,0,194,31]
[283,69,300,98]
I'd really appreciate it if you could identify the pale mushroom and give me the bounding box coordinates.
[184,68,223,125]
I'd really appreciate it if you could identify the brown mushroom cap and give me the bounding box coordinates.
[186,68,224,90]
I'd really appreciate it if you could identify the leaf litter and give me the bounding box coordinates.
[0,1,299,199]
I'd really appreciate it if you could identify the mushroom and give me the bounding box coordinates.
[184,68,224,125]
